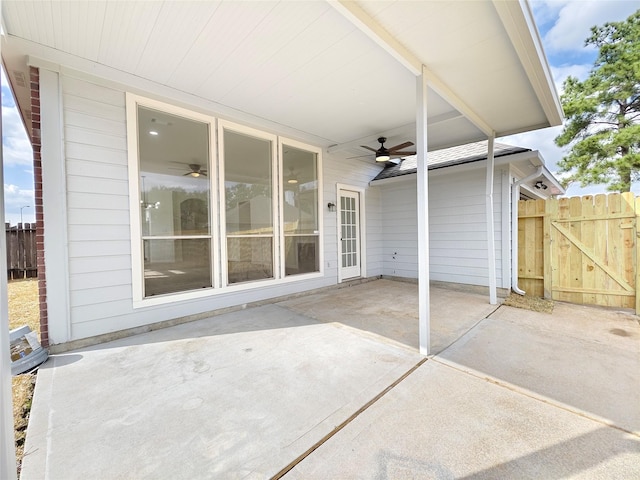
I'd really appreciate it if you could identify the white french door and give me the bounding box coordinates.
[338,189,361,280]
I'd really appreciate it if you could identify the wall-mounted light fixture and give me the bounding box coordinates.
[534,181,548,190]
[327,202,336,212]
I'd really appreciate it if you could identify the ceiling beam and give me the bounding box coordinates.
[328,1,422,75]
[328,0,494,137]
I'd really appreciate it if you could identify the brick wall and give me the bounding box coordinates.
[30,66,49,347]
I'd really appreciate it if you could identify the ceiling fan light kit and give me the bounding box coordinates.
[361,137,416,163]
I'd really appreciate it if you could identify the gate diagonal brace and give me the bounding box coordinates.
[551,221,634,292]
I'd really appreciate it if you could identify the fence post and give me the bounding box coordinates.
[543,198,555,299]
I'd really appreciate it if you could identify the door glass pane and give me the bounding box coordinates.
[138,106,210,237]
[227,237,273,284]
[144,238,211,296]
[224,130,273,235]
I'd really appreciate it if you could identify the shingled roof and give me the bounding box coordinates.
[372,140,530,181]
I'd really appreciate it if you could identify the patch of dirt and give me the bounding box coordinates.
[8,278,40,476]
[503,292,554,314]
[12,373,36,470]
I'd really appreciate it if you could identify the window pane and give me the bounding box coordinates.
[138,106,210,236]
[227,237,273,284]
[283,146,318,235]
[285,236,319,276]
[144,239,211,296]
[224,130,273,235]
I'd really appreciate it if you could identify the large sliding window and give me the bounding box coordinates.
[222,126,276,285]
[136,105,213,297]
[128,95,321,303]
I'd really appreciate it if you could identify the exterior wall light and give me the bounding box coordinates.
[327,202,336,212]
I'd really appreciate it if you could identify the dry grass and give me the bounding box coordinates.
[503,292,554,314]
[8,278,40,475]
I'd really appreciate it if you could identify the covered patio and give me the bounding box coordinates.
[1,1,566,475]
[20,279,639,479]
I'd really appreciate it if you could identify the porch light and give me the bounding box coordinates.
[327,202,336,212]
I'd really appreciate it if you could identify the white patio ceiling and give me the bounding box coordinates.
[1,0,562,154]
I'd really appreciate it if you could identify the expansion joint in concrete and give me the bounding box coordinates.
[271,357,429,479]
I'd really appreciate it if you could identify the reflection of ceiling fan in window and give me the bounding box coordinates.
[183,163,207,177]
[169,162,207,177]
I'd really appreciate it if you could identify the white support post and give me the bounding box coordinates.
[485,134,498,305]
[40,68,71,343]
[417,66,430,355]
[0,74,19,479]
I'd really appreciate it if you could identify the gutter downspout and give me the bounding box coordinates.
[511,166,543,295]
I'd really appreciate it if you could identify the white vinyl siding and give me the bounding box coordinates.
[323,159,384,279]
[377,166,505,287]
[45,73,383,343]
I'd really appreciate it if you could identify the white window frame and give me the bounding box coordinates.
[278,137,324,279]
[126,95,324,306]
[218,120,279,287]
[126,93,218,307]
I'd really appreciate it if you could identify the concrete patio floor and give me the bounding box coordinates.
[20,279,640,479]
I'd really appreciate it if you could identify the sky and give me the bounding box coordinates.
[2,0,640,225]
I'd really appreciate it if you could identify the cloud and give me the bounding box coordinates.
[551,64,591,91]
[1,83,32,166]
[3,183,35,224]
[535,0,639,54]
[499,125,566,172]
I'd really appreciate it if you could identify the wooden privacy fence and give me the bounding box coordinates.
[518,192,639,313]
[6,223,37,280]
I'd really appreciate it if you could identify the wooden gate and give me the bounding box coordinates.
[518,193,639,313]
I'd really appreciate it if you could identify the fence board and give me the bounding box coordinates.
[581,196,596,304]
[519,193,638,312]
[6,223,38,279]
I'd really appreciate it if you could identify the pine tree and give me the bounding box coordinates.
[555,10,640,192]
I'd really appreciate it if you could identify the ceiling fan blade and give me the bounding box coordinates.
[360,145,378,152]
[391,151,416,156]
[388,141,414,152]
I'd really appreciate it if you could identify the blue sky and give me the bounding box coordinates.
[2,0,639,225]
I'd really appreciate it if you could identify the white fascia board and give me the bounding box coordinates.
[492,0,564,127]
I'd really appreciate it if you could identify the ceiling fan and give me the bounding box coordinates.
[183,163,207,178]
[360,137,416,162]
